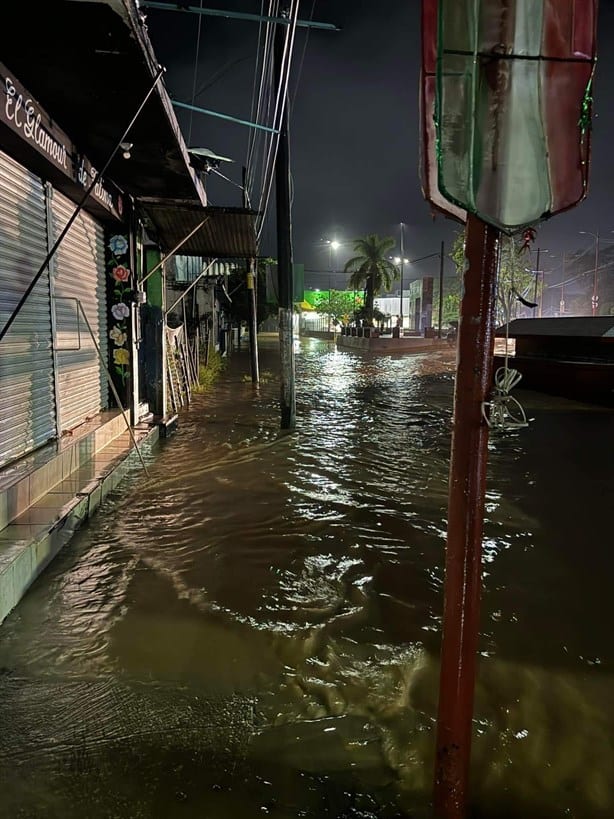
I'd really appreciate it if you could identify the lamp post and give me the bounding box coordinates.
[327,239,340,333]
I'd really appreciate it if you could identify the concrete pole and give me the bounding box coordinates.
[274,4,296,429]
[532,247,541,317]
[247,259,259,384]
[438,240,445,338]
[592,232,600,316]
[433,213,500,819]
[400,222,405,330]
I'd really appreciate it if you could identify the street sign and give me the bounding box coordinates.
[435,0,598,233]
[421,0,466,222]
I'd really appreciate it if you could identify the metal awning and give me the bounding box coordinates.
[140,200,259,259]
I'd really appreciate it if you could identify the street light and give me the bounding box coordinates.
[326,239,341,272]
[325,239,342,333]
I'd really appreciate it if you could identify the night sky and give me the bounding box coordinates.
[146,1,614,288]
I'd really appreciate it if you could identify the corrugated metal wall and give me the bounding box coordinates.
[0,150,56,468]
[51,189,108,433]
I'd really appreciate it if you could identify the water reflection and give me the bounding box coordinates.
[0,339,612,817]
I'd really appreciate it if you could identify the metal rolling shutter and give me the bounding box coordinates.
[51,189,108,432]
[0,150,56,468]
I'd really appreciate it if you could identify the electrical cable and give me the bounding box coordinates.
[188,0,205,146]
[290,0,316,110]
[481,239,529,431]
[246,1,277,202]
[246,0,267,183]
[256,0,299,241]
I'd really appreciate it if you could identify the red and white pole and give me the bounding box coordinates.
[433,213,500,818]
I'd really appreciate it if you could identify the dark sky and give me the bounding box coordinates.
[146,1,614,286]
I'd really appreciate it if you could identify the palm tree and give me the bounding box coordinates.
[344,234,399,322]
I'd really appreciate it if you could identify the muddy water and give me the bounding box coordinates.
[1,337,613,818]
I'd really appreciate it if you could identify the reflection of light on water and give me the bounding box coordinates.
[0,338,613,817]
[482,537,510,564]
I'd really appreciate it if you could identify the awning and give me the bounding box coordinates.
[140,200,259,259]
[0,1,205,204]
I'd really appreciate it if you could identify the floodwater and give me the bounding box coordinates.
[1,337,613,818]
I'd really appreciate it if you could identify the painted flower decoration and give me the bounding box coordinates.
[109,326,127,346]
[112,265,130,283]
[109,235,128,256]
[111,302,130,320]
[113,348,130,366]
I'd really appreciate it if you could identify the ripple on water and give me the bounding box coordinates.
[0,340,612,817]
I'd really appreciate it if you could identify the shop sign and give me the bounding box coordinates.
[1,62,122,220]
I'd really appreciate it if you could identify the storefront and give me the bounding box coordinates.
[0,63,125,468]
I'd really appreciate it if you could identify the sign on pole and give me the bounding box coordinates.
[433,0,598,233]
[422,3,599,818]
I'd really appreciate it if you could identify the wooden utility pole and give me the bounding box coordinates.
[434,213,500,818]
[274,3,296,429]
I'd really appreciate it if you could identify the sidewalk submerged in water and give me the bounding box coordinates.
[0,411,159,625]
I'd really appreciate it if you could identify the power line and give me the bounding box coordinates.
[187,0,205,145]
[256,0,300,241]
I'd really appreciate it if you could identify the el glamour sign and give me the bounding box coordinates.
[0,62,122,220]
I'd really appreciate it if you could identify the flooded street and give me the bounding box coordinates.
[1,337,613,818]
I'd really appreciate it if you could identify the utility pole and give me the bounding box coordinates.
[560,252,567,315]
[438,240,445,338]
[592,232,600,316]
[247,259,259,383]
[532,247,541,317]
[274,2,296,429]
[399,222,405,330]
[433,213,500,818]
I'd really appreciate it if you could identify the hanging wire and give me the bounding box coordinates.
[188,0,205,145]
[246,1,277,203]
[256,0,300,241]
[290,0,316,110]
[246,0,268,177]
[482,235,529,432]
[209,166,246,192]
[251,0,283,211]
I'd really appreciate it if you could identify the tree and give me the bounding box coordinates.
[313,289,360,326]
[343,234,399,322]
[450,229,538,324]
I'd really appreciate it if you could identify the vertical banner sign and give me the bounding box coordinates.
[435,0,598,233]
[106,233,132,406]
